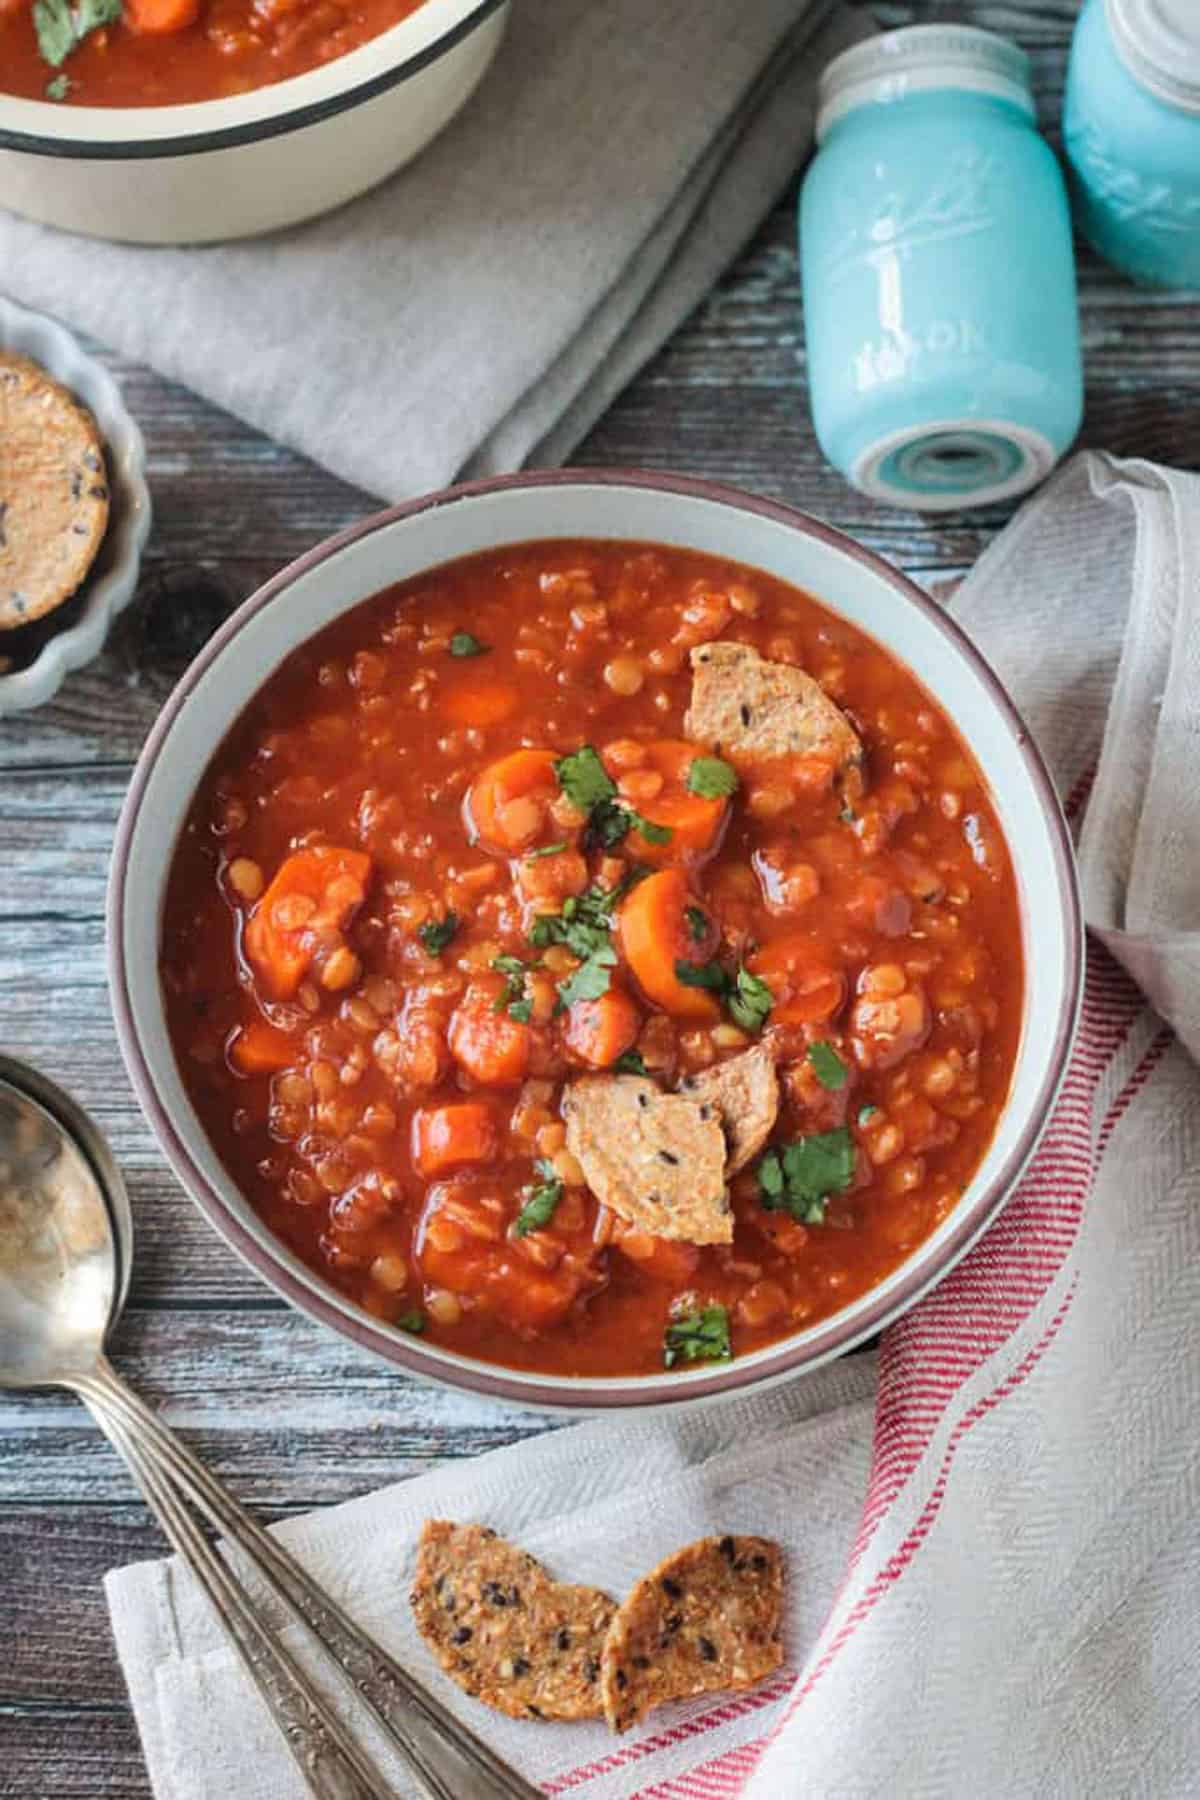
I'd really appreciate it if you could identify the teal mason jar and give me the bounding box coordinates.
[1064,0,1200,288]
[800,27,1083,511]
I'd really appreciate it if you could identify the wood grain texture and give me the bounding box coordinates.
[2,1,1199,1791]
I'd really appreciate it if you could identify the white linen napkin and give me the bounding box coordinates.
[0,0,865,501]
[105,452,1200,1797]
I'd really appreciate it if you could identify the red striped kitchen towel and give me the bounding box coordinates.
[105,454,1200,1799]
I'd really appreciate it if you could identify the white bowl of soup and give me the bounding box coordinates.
[0,0,508,243]
[109,469,1082,1409]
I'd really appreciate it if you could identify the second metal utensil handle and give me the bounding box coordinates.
[84,1390,391,1800]
[76,1358,541,1800]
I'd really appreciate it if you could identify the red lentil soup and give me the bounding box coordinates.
[161,541,1023,1380]
[0,0,428,107]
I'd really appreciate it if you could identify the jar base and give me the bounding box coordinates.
[849,419,1059,511]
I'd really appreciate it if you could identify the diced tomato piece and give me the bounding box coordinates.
[412,1102,499,1177]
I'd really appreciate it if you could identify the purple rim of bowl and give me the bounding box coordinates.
[107,468,1083,1411]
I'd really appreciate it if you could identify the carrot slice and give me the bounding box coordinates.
[463,749,559,853]
[244,845,371,1000]
[618,741,730,866]
[448,994,533,1085]
[228,1020,297,1075]
[748,933,845,1025]
[562,987,641,1069]
[412,1102,499,1178]
[124,0,201,32]
[618,868,721,1020]
[442,680,520,729]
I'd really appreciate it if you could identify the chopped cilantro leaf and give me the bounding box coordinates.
[449,630,489,657]
[675,957,729,992]
[417,912,459,956]
[628,811,673,846]
[858,1104,878,1125]
[808,1040,848,1091]
[674,960,772,1034]
[555,745,616,812]
[614,1049,649,1076]
[685,905,710,944]
[756,1128,855,1225]
[33,0,119,67]
[396,1309,425,1334]
[557,943,617,1008]
[491,953,537,1020]
[687,755,738,799]
[514,1160,564,1237]
[525,842,566,861]
[727,967,773,1034]
[554,746,673,851]
[664,1303,732,1369]
[46,72,70,98]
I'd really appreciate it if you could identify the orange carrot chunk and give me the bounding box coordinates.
[618,867,721,1020]
[124,0,201,32]
[412,1102,500,1178]
[244,845,371,1000]
[615,740,730,867]
[448,994,533,1086]
[748,933,845,1025]
[610,1218,701,1286]
[463,748,560,853]
[228,1019,298,1075]
[562,987,641,1069]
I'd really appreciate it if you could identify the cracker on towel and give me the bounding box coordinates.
[411,1520,615,1721]
[684,640,861,773]
[601,1534,784,1734]
[0,351,109,631]
[563,1073,732,1244]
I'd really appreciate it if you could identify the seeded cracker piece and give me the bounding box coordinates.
[563,1074,732,1245]
[411,1521,616,1721]
[679,1042,779,1175]
[684,640,861,773]
[601,1535,784,1734]
[0,352,109,631]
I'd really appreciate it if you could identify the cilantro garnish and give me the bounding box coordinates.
[858,1104,878,1125]
[757,1128,855,1225]
[45,72,71,98]
[808,1041,848,1091]
[449,630,489,658]
[685,904,711,944]
[418,912,459,956]
[687,755,738,799]
[614,1048,649,1076]
[396,1309,425,1334]
[492,953,536,1022]
[674,960,773,1034]
[554,745,674,852]
[664,1303,732,1369]
[530,871,646,1010]
[513,1160,564,1237]
[33,0,119,68]
[525,842,566,861]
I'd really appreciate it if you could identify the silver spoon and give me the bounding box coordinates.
[0,1056,542,1800]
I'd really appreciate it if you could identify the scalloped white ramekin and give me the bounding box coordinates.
[0,295,151,715]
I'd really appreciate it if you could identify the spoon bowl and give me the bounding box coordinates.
[0,1066,123,1387]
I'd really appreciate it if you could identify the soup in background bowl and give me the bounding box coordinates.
[109,471,1081,1410]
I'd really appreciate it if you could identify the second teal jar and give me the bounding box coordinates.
[1065,0,1200,289]
[800,27,1083,511]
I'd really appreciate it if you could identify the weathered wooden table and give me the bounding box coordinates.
[2,3,1196,1792]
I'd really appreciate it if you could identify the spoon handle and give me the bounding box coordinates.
[75,1359,540,1800]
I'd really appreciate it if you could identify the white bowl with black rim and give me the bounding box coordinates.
[0,0,509,244]
[108,469,1084,1413]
